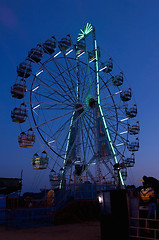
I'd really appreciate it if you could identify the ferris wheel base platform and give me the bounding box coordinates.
[54,183,116,224]
[54,185,123,225]
[55,183,116,204]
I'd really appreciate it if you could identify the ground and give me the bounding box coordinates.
[0,221,101,240]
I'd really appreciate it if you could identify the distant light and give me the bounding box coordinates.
[116,143,124,147]
[33,104,40,110]
[99,66,107,72]
[77,52,85,58]
[36,70,43,77]
[54,51,61,58]
[98,195,103,204]
[120,118,128,122]
[65,49,73,55]
[32,85,39,92]
[120,131,128,135]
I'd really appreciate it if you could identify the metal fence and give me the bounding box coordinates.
[129,214,159,239]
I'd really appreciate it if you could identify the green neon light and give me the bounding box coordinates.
[77,23,93,41]
[86,94,92,106]
[64,111,75,165]
[94,40,124,186]
[59,111,75,189]
[94,40,100,103]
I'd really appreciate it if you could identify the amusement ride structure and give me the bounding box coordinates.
[11,23,140,191]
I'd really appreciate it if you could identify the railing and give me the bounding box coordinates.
[63,174,115,185]
[129,214,159,239]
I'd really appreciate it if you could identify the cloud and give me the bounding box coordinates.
[0,6,18,28]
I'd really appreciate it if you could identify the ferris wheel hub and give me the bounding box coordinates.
[75,103,84,114]
[89,98,97,108]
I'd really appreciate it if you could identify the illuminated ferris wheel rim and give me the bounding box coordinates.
[11,23,140,188]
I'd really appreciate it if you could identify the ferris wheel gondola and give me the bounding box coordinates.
[32,151,49,170]
[28,47,43,63]
[18,129,35,148]
[11,79,27,99]
[11,103,27,123]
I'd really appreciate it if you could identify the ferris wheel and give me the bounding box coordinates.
[11,23,140,189]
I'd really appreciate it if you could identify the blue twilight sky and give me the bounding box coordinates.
[0,0,159,192]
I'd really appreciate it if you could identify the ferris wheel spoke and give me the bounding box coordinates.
[102,104,124,114]
[84,111,96,130]
[66,56,81,80]
[36,62,77,102]
[52,63,77,97]
[101,104,123,116]
[76,114,94,164]
[38,69,74,101]
[46,118,72,143]
[102,107,127,122]
[81,123,88,163]
[104,77,114,88]
[100,79,114,93]
[83,123,95,148]
[101,75,118,89]
[78,154,97,178]
[49,108,89,152]
[32,109,74,130]
[54,132,70,161]
[102,159,115,177]
[31,101,73,113]
[82,116,94,154]
[67,59,92,103]
[37,127,54,142]
[33,73,75,103]
[115,136,128,147]
[102,110,118,124]
[98,108,128,147]
[100,90,122,102]
[63,56,79,95]
[78,63,93,100]
[107,124,128,145]
[83,119,96,156]
[35,102,73,111]
[46,69,76,97]
[44,56,74,80]
[52,58,77,101]
[48,118,73,147]
[102,106,127,125]
[102,115,118,131]
[31,98,73,108]
[38,115,76,164]
[104,114,128,136]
